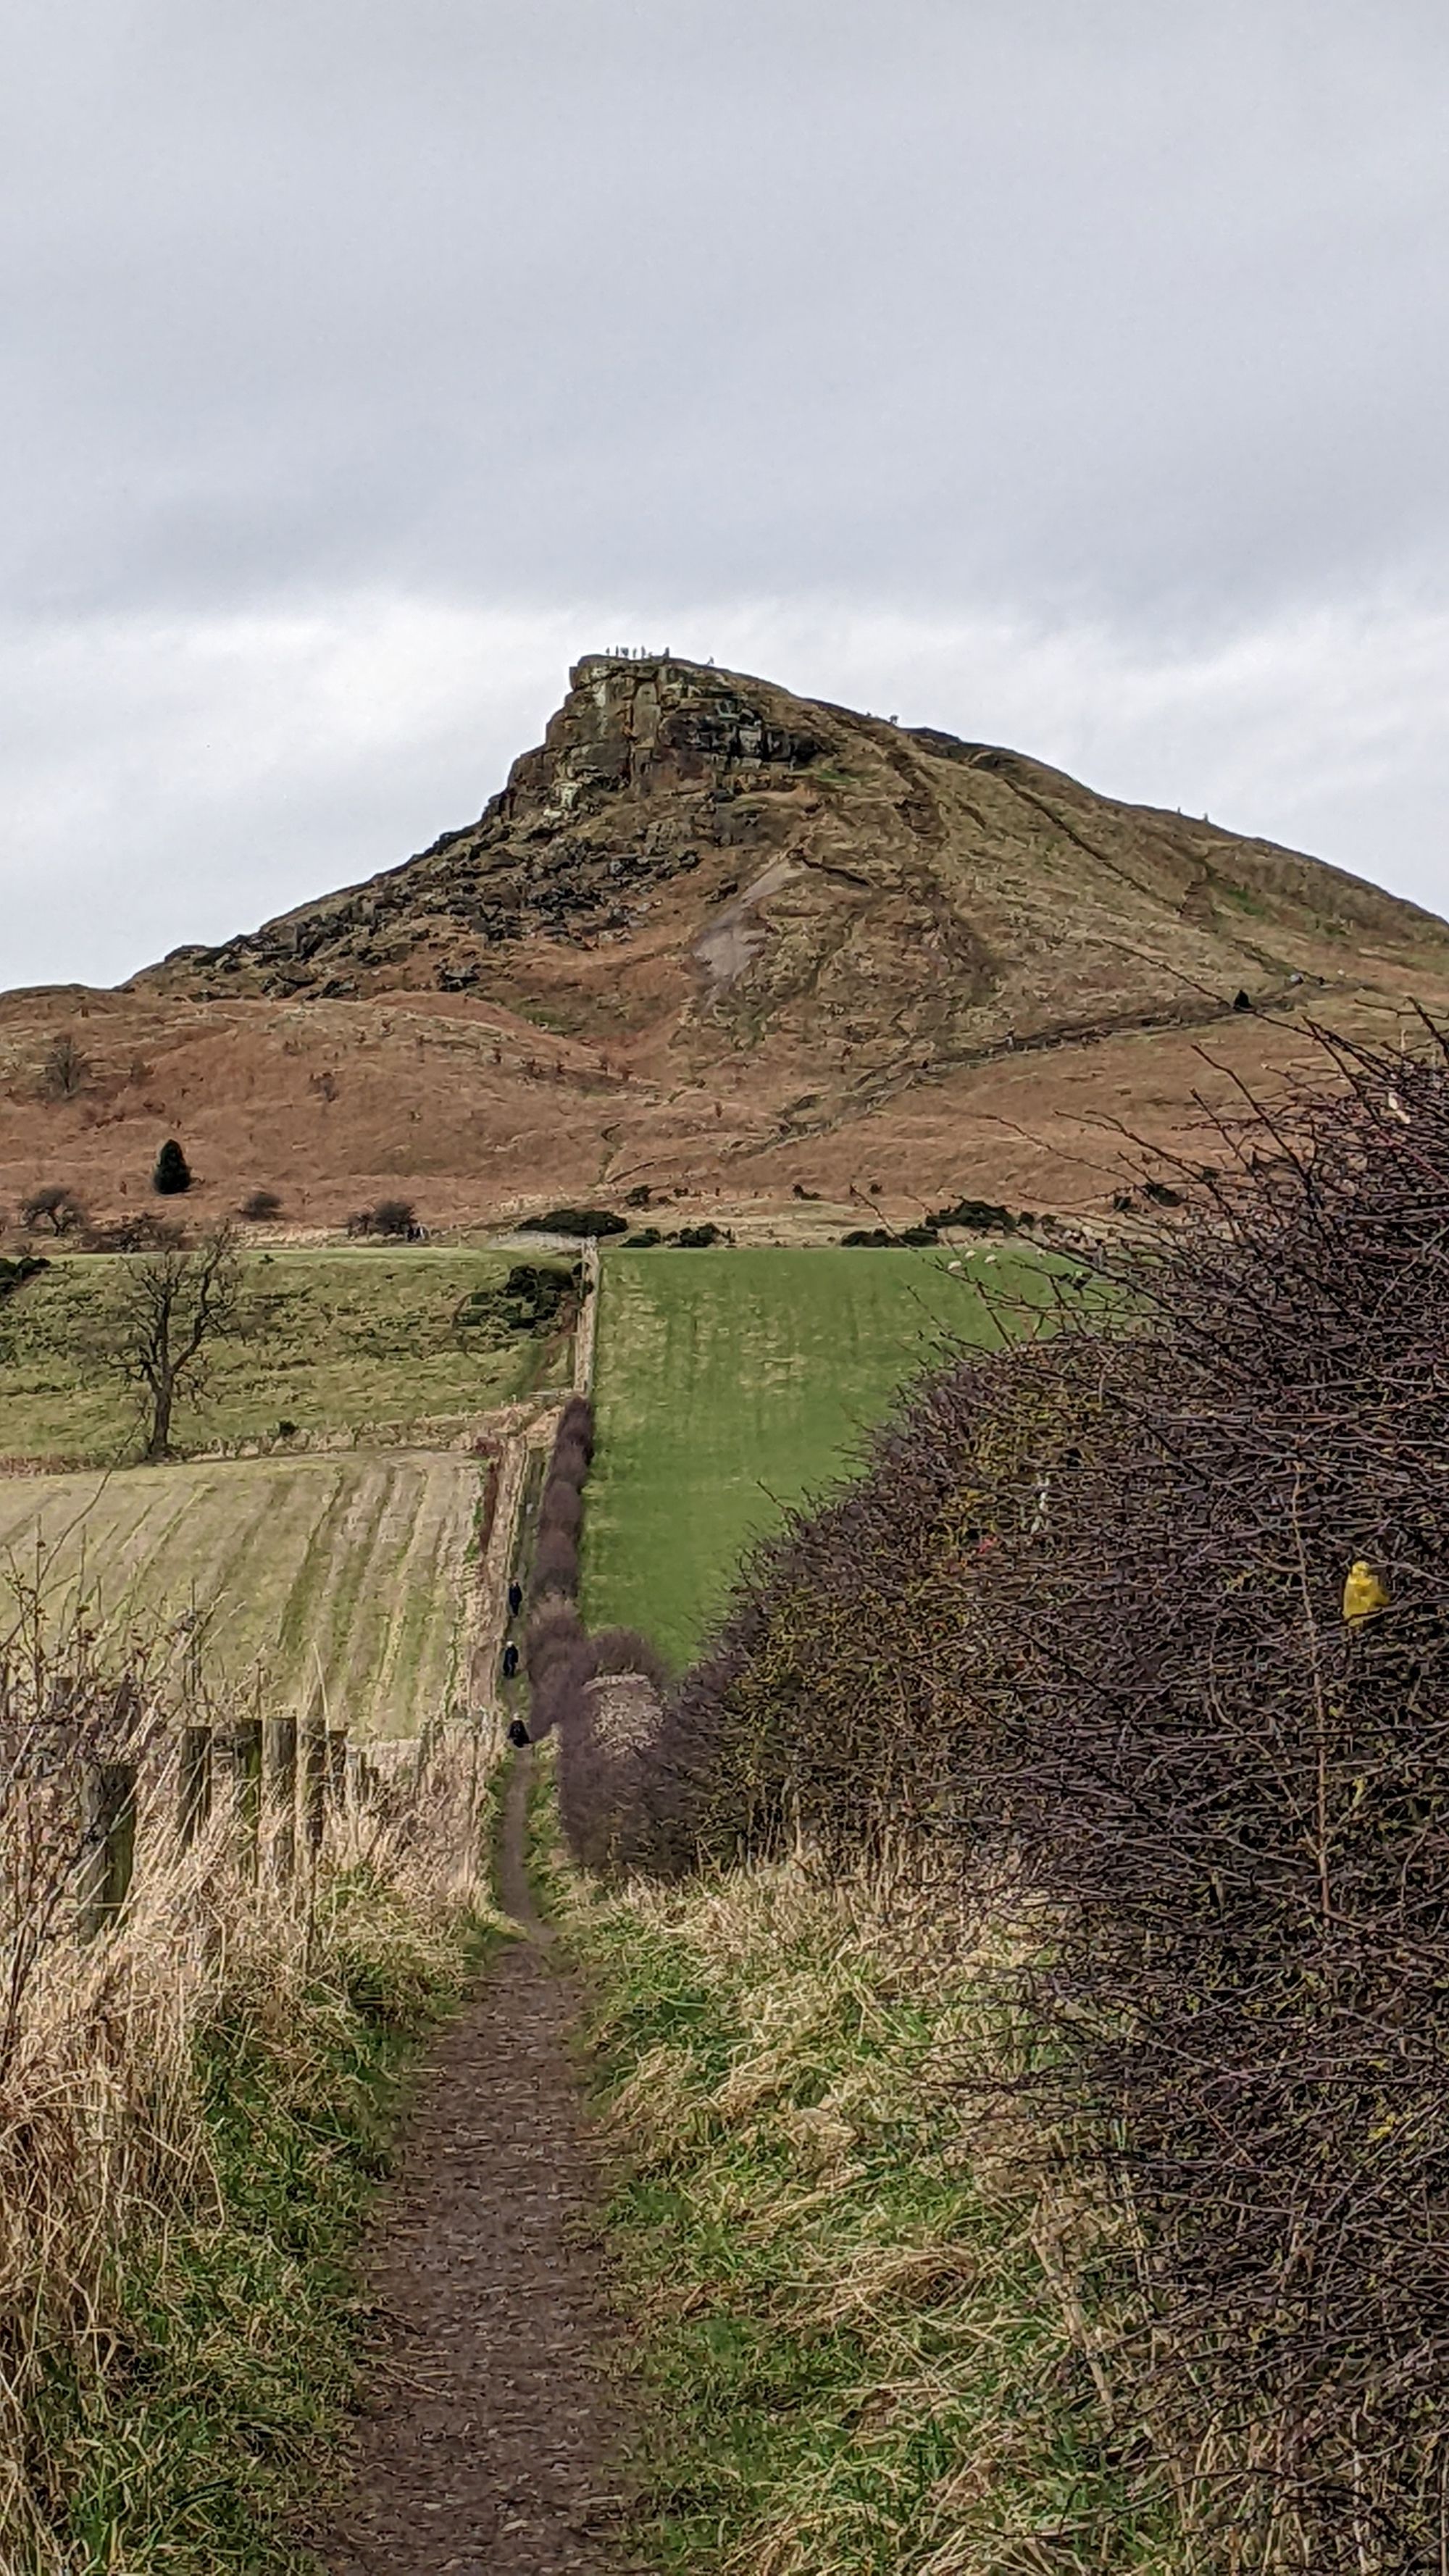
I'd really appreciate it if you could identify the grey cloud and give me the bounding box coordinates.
[5,0,1448,622]
[4,0,1449,983]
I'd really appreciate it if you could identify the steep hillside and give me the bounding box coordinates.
[4,653,1448,1226]
[140,651,1449,1056]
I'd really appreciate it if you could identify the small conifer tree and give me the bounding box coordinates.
[151,1138,192,1196]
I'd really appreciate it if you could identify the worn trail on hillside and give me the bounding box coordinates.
[318,1755,636,2576]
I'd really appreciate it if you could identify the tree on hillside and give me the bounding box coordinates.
[346,1197,419,1239]
[20,1184,88,1237]
[38,1032,91,1100]
[102,1224,245,1460]
[151,1139,192,1196]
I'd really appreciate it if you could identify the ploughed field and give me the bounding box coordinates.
[0,1245,572,1463]
[0,1451,480,1736]
[582,1243,1053,1666]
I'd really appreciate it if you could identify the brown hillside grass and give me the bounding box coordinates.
[4,968,1448,1241]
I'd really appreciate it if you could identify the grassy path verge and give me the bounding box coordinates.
[552,1838,1190,2576]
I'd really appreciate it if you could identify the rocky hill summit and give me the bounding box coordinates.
[6,653,1448,1232]
[139,653,1445,1097]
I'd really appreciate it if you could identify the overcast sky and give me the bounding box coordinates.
[4,0,1448,988]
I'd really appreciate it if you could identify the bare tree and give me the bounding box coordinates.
[20,1184,88,1237]
[102,1225,245,1460]
[346,1197,418,1239]
[37,1032,91,1101]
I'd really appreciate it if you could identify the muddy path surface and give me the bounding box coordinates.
[319,1755,638,2576]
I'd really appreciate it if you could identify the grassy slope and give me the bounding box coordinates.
[0,1452,481,1733]
[0,1247,569,1461]
[582,1245,1051,1665]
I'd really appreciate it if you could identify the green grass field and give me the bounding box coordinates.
[0,1452,481,1734]
[0,1247,570,1462]
[582,1245,1052,1667]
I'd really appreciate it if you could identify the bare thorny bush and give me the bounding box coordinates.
[557,1029,1449,2572]
[0,1588,494,2572]
[522,1397,602,1762]
[517,1398,682,1872]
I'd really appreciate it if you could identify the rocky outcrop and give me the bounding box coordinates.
[135,653,1449,1108]
[14,653,1449,1231]
[143,658,827,1003]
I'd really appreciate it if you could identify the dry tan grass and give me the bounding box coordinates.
[0,1608,496,2573]
[568,1848,1316,2576]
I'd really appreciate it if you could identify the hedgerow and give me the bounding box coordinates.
[522,1399,598,1743]
[558,1028,1449,2570]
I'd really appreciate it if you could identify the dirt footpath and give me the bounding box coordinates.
[318,1757,636,2575]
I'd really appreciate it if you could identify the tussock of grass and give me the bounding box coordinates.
[567,1855,1192,2576]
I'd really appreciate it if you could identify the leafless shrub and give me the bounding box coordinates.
[347,1197,420,1239]
[519,1407,604,1731]
[558,1393,595,1459]
[36,1032,91,1102]
[528,1525,580,1605]
[528,1620,595,1744]
[82,1210,185,1255]
[554,1626,672,1874]
[525,1599,581,1678]
[548,1437,590,1491]
[588,1624,672,1691]
[538,1476,583,1539]
[20,1183,88,1237]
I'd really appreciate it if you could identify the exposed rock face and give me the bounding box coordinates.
[115,650,1449,1202]
[147,658,826,1003]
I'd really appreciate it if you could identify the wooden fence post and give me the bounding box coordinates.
[178,1726,212,1848]
[225,1719,263,1875]
[326,1728,348,1809]
[263,1714,298,1881]
[302,1712,327,1860]
[78,1760,137,1939]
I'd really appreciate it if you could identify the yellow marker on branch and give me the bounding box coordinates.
[1342,1560,1388,1628]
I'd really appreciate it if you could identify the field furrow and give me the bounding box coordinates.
[0,1452,481,1739]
